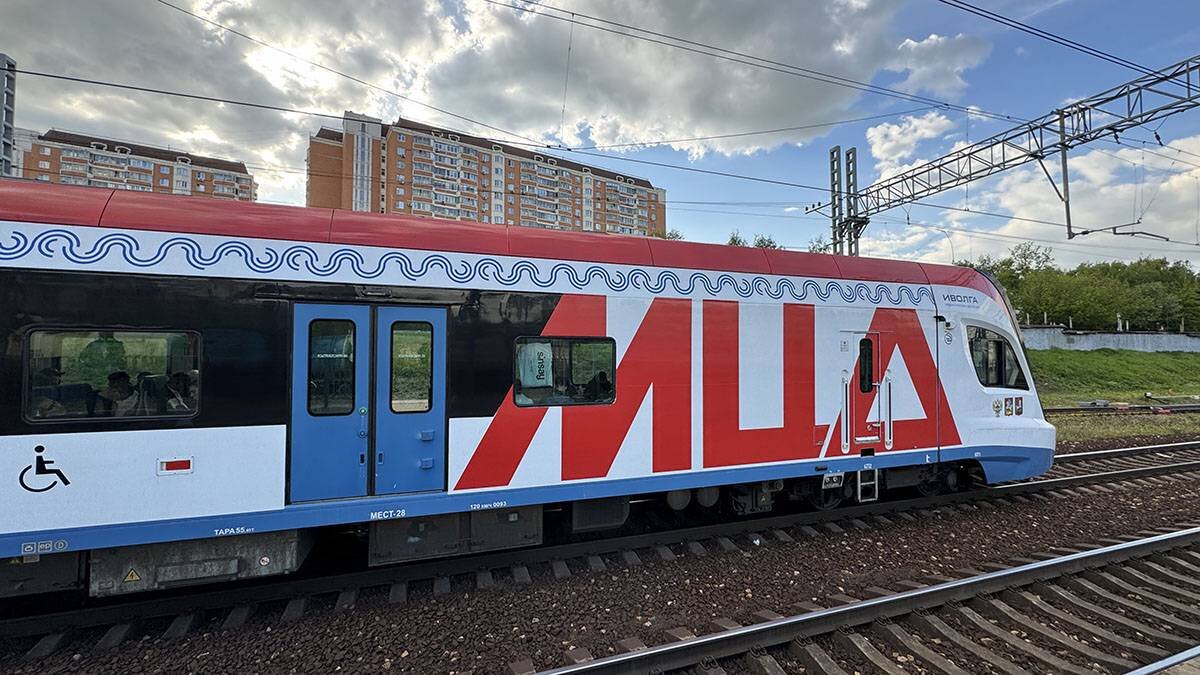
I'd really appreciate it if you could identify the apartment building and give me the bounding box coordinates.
[307,112,666,236]
[15,129,256,201]
[1,54,15,176]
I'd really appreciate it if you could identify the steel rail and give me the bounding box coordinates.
[2,451,1199,641]
[1054,439,1200,463]
[1126,644,1200,675]
[538,525,1200,674]
[1044,404,1200,415]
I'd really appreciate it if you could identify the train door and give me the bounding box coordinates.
[291,304,371,502]
[373,306,447,495]
[290,303,448,502]
[845,331,885,455]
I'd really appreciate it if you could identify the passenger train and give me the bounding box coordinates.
[0,181,1054,598]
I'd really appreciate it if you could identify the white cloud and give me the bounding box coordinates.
[0,0,996,203]
[866,136,1200,266]
[865,111,956,177]
[888,33,990,98]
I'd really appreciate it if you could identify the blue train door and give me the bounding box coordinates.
[291,304,371,502]
[374,306,447,494]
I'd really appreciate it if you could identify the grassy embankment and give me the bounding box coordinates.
[1028,349,1200,407]
[1028,348,1200,446]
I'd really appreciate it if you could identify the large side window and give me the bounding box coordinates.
[967,326,1028,390]
[513,336,616,407]
[25,330,200,421]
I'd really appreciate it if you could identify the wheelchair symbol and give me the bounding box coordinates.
[19,445,71,493]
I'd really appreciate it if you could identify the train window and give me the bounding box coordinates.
[967,326,1029,390]
[25,330,200,422]
[513,336,616,407]
[858,338,874,393]
[308,320,356,416]
[390,322,432,413]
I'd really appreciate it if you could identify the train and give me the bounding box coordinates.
[0,181,1054,598]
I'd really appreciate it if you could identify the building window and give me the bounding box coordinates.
[390,322,432,413]
[967,326,1028,389]
[37,161,49,169]
[197,172,206,180]
[159,178,169,187]
[158,166,168,174]
[39,146,51,156]
[396,133,406,142]
[36,174,50,182]
[197,185,206,192]
[396,160,405,169]
[395,186,405,196]
[395,201,405,209]
[24,329,200,422]
[513,337,615,407]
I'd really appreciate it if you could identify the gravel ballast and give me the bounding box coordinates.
[5,473,1200,674]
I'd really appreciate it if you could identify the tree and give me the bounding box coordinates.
[752,233,781,249]
[665,229,684,240]
[727,230,747,246]
[807,234,832,254]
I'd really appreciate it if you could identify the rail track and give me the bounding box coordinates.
[1044,439,1200,478]
[3,440,1200,665]
[1045,403,1200,416]
[536,524,1200,675]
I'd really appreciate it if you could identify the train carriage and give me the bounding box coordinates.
[0,182,1054,598]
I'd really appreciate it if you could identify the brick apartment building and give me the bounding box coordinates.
[307,112,666,236]
[15,129,256,201]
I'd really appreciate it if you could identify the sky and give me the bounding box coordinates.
[2,0,1199,266]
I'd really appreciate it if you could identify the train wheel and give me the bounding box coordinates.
[916,477,944,497]
[807,485,845,510]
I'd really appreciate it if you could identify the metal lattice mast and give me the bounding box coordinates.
[813,53,1200,253]
[828,146,843,255]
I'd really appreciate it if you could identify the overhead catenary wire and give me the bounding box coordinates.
[15,63,1200,248]
[661,201,1196,256]
[482,0,1023,125]
[13,160,1194,257]
[483,0,1196,245]
[156,0,947,155]
[558,15,575,144]
[935,0,1182,84]
[574,106,942,151]
[152,0,541,145]
[2,169,1163,262]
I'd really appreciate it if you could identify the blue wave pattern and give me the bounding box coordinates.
[0,226,933,305]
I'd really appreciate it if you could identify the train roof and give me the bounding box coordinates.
[0,180,998,298]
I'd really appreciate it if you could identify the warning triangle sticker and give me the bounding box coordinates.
[123,569,141,583]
